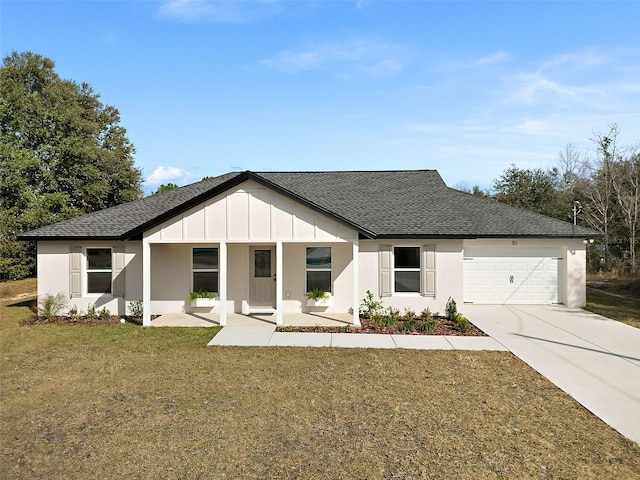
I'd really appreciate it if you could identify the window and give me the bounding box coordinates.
[192,247,218,293]
[394,247,420,293]
[87,248,112,294]
[306,246,331,293]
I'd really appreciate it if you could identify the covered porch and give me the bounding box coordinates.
[149,311,354,328]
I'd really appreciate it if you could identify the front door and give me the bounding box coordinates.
[249,247,275,307]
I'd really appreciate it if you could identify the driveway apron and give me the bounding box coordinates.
[465,304,640,445]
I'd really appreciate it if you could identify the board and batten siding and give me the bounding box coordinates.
[144,180,358,243]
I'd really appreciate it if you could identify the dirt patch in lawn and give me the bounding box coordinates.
[277,316,487,336]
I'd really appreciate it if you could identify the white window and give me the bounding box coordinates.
[379,244,435,297]
[192,247,218,293]
[86,248,112,294]
[306,246,332,293]
[394,246,420,293]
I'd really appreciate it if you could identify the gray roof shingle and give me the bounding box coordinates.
[18,170,598,240]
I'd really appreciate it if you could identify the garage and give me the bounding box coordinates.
[463,246,562,304]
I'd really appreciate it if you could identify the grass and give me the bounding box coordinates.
[1,286,639,478]
[586,274,640,329]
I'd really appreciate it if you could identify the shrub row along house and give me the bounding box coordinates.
[19,170,597,326]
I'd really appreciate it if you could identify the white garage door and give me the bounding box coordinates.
[464,247,562,304]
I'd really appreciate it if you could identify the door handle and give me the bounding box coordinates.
[273,273,277,282]
[509,275,514,284]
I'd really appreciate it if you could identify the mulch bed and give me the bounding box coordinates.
[20,316,143,326]
[277,316,487,336]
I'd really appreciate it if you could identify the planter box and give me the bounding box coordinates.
[306,296,331,307]
[190,298,216,308]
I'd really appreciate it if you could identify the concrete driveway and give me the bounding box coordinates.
[465,304,640,445]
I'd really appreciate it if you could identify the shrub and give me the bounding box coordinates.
[445,297,458,320]
[383,306,400,327]
[38,293,68,321]
[359,290,384,319]
[400,317,416,332]
[417,319,436,332]
[420,307,432,320]
[68,305,82,321]
[128,300,143,318]
[454,313,470,332]
[98,307,111,321]
[403,308,416,321]
[85,304,97,321]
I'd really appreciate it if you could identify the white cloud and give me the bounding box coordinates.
[261,38,405,77]
[145,166,200,187]
[473,51,510,67]
[157,0,279,24]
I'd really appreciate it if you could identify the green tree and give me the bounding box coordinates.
[0,51,142,280]
[492,164,572,221]
[153,183,179,195]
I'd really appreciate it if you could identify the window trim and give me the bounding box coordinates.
[191,246,219,294]
[379,244,436,298]
[85,247,113,296]
[305,246,332,294]
[393,246,421,295]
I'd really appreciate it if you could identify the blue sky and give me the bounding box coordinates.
[2,1,639,194]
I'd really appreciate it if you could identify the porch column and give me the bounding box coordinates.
[219,241,227,326]
[142,239,151,327]
[276,241,283,325]
[352,239,360,326]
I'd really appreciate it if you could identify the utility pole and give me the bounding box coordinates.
[572,201,582,226]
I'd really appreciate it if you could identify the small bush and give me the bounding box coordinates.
[445,297,458,320]
[417,319,436,332]
[38,293,68,321]
[454,313,470,332]
[359,290,384,319]
[403,308,416,321]
[383,306,401,327]
[85,304,97,321]
[68,305,82,321]
[400,317,416,332]
[98,307,111,321]
[128,300,143,318]
[420,307,432,320]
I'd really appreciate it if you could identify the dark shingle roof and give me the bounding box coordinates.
[18,170,597,240]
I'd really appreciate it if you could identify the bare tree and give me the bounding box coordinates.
[577,125,620,266]
[610,152,640,273]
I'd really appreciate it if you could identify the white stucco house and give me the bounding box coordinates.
[19,170,597,327]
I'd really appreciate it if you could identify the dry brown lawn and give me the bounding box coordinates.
[1,289,639,478]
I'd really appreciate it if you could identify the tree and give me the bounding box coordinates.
[153,183,179,195]
[492,164,572,221]
[610,152,640,273]
[0,51,142,280]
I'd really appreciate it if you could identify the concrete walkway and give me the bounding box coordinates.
[207,325,507,350]
[465,304,640,445]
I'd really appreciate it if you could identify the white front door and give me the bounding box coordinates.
[249,247,275,307]
[464,247,562,304]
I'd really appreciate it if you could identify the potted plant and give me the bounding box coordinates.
[189,290,216,307]
[306,288,331,307]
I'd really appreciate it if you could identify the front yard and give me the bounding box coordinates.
[1,293,639,479]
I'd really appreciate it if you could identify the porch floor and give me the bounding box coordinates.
[149,312,353,328]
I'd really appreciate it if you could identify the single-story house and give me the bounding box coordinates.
[19,170,597,326]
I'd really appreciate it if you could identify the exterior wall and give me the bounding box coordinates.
[358,239,464,315]
[463,238,586,308]
[145,180,357,243]
[148,242,354,315]
[37,240,142,316]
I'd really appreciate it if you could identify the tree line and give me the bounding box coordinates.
[459,124,639,275]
